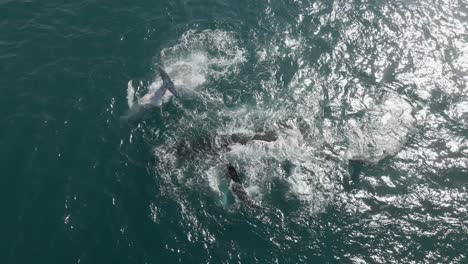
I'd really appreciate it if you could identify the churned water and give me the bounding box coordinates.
[1,0,467,263]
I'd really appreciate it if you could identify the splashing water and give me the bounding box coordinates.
[148,26,419,214]
[125,29,247,119]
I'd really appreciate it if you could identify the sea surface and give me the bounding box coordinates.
[1,0,468,263]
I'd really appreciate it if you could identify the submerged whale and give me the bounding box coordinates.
[175,131,278,160]
[226,165,259,208]
[123,66,179,119]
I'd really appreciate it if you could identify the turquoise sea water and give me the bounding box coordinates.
[2,0,468,263]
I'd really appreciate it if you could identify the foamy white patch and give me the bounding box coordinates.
[245,185,261,195]
[448,100,468,127]
[163,52,208,92]
[344,93,416,164]
[161,29,246,83]
[205,165,221,195]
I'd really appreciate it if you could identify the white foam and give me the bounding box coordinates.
[205,165,221,195]
[160,29,246,84]
[344,93,416,164]
[448,100,468,126]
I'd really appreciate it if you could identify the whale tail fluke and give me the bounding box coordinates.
[157,66,179,97]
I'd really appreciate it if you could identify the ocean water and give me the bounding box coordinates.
[1,0,468,263]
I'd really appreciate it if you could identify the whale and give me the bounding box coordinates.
[226,165,259,208]
[123,66,178,119]
[175,131,278,160]
[139,66,178,107]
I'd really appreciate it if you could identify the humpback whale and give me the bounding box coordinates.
[123,66,178,119]
[176,131,278,160]
[144,66,178,107]
[226,165,259,208]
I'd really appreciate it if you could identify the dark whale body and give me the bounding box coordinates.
[176,131,278,160]
[226,165,259,208]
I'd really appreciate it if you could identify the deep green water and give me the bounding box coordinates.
[2,0,468,263]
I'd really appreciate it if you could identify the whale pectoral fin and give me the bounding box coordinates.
[157,66,170,83]
[127,80,136,108]
[158,66,179,97]
[166,83,179,97]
